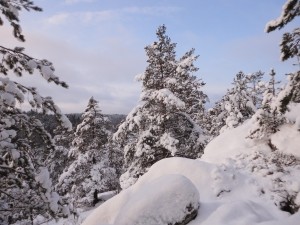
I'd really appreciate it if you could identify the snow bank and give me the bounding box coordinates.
[115,175,199,225]
[83,157,297,225]
[203,118,300,163]
[197,201,281,225]
[83,158,207,225]
[271,124,300,158]
[202,120,266,163]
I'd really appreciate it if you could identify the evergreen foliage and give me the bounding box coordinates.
[57,97,118,208]
[114,25,208,189]
[265,0,300,62]
[218,71,256,132]
[248,69,284,139]
[0,1,72,224]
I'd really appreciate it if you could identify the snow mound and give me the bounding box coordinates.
[271,124,300,158]
[203,119,300,163]
[202,120,261,164]
[82,158,207,225]
[83,156,300,225]
[115,174,199,225]
[199,201,278,225]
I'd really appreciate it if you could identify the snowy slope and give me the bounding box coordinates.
[82,120,300,225]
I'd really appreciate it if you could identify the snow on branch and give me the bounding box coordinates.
[265,0,300,33]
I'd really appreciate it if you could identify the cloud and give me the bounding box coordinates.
[64,0,95,5]
[45,6,181,25]
[122,6,181,16]
[0,25,145,114]
[47,13,69,25]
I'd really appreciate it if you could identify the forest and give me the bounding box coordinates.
[0,0,300,225]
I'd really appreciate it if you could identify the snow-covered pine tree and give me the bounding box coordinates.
[265,0,300,62]
[172,48,208,125]
[245,71,265,109]
[219,71,256,132]
[47,126,74,186]
[57,97,118,208]
[70,97,108,156]
[0,1,72,224]
[205,99,227,137]
[114,25,207,189]
[266,0,300,130]
[248,69,284,140]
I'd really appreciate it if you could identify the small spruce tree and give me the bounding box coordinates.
[57,97,118,208]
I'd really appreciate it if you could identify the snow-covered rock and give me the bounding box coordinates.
[115,175,199,225]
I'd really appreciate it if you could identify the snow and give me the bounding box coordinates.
[83,155,298,225]
[286,103,300,130]
[82,115,300,225]
[115,175,199,225]
[98,191,117,201]
[41,65,55,81]
[27,59,38,69]
[146,88,185,109]
[202,119,259,164]
[271,124,300,158]
[159,132,179,156]
[83,160,203,225]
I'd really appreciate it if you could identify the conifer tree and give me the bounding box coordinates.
[114,25,207,189]
[0,1,72,224]
[47,127,75,185]
[205,99,227,137]
[248,69,284,140]
[265,0,300,62]
[174,49,208,125]
[219,71,256,132]
[266,0,300,130]
[57,97,118,208]
[246,71,265,109]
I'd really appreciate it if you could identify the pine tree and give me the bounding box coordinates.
[114,25,207,189]
[0,1,72,224]
[205,99,227,137]
[265,0,300,62]
[248,69,284,140]
[219,71,256,132]
[47,127,75,186]
[174,48,208,125]
[70,97,108,156]
[266,0,300,129]
[245,71,265,109]
[57,97,118,208]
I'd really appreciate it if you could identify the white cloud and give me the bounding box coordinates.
[45,6,181,25]
[47,13,69,25]
[0,25,145,114]
[122,6,181,16]
[64,0,95,5]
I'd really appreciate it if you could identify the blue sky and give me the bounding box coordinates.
[1,0,299,113]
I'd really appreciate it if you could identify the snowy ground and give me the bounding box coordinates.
[82,120,300,225]
[42,120,300,225]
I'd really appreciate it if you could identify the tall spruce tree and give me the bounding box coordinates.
[57,97,118,208]
[0,1,72,224]
[114,25,208,189]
